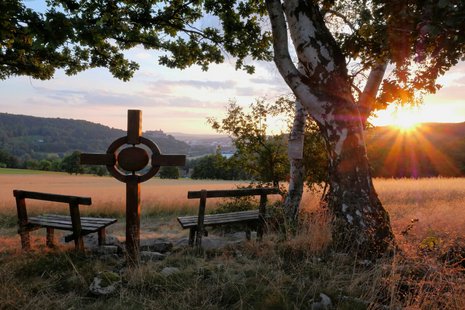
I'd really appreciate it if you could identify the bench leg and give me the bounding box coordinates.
[19,230,31,251]
[257,227,263,241]
[74,235,84,252]
[245,228,251,241]
[46,228,55,248]
[189,228,195,246]
[195,229,203,248]
[98,229,106,246]
[257,221,264,241]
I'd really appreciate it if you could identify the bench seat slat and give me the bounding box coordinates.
[41,214,117,224]
[31,214,116,226]
[29,215,116,232]
[178,210,260,228]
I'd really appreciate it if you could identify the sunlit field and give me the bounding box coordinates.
[1,172,464,243]
[0,173,250,217]
[376,178,465,240]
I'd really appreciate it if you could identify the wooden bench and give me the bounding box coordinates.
[14,190,117,251]
[177,188,280,247]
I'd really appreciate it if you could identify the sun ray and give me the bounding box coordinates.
[410,126,461,176]
[382,129,407,176]
[374,124,462,178]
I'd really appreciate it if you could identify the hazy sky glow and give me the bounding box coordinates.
[1,46,464,134]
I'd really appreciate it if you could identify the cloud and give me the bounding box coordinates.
[30,86,150,108]
[149,79,237,91]
[429,85,465,101]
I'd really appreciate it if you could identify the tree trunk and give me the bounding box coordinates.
[319,101,394,257]
[266,0,395,257]
[284,100,307,224]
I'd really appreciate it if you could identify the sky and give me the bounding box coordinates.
[2,53,464,135]
[1,0,465,135]
[0,49,293,135]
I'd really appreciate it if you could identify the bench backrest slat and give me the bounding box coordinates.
[187,188,279,199]
[13,190,92,205]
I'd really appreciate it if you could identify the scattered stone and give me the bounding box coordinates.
[98,254,121,263]
[140,240,173,253]
[358,259,373,267]
[310,293,332,310]
[140,251,165,262]
[94,245,119,256]
[60,234,122,249]
[89,271,121,296]
[161,267,180,276]
[173,234,246,250]
[174,237,190,247]
[224,231,257,240]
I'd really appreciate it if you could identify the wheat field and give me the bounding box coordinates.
[1,174,465,233]
[0,174,250,215]
[1,174,464,245]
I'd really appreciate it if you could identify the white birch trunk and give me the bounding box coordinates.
[283,100,307,223]
[266,0,394,257]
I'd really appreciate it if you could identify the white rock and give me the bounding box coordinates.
[160,267,180,276]
[94,245,119,255]
[89,271,121,296]
[140,251,166,262]
[310,293,332,310]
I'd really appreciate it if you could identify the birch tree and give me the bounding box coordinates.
[264,0,465,256]
[3,0,464,257]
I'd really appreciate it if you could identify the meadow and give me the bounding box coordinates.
[0,171,464,309]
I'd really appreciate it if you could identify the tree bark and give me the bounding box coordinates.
[283,100,307,223]
[266,0,395,257]
[319,100,394,257]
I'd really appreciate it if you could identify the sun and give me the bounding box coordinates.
[370,104,428,131]
[390,106,421,132]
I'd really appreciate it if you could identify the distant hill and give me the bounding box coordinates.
[2,113,464,177]
[0,113,190,160]
[366,122,465,177]
[168,132,234,157]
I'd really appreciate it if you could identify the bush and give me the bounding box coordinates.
[159,166,179,179]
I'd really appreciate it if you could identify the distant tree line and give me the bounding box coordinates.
[0,149,107,176]
[188,151,251,181]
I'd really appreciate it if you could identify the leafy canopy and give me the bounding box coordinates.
[321,0,465,108]
[1,0,272,80]
[2,0,464,108]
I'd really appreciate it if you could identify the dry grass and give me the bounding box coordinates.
[0,175,464,309]
[375,178,465,255]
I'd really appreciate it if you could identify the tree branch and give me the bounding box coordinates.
[324,9,357,33]
[265,0,324,120]
[265,0,301,91]
[358,62,387,124]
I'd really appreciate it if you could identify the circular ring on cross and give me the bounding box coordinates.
[105,136,161,183]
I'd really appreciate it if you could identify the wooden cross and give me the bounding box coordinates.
[80,110,185,263]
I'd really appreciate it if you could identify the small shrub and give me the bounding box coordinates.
[212,196,256,214]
